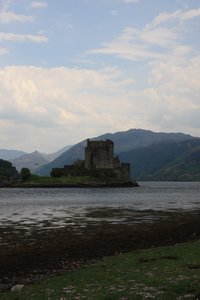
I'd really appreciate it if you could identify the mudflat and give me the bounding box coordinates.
[0,208,200,293]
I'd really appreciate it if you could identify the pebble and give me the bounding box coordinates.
[10,284,24,292]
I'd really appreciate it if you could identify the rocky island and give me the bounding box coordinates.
[0,139,139,188]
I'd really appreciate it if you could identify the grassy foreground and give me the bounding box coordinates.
[2,240,200,300]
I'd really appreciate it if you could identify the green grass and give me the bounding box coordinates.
[15,174,133,187]
[17,175,103,186]
[2,240,200,299]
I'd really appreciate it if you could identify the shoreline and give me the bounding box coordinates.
[0,180,139,188]
[0,209,199,293]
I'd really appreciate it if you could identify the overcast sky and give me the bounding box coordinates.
[0,0,199,153]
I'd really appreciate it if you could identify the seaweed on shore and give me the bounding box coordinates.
[0,209,200,292]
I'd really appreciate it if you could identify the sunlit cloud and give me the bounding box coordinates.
[150,7,200,28]
[0,59,199,152]
[0,0,13,12]
[122,0,139,4]
[180,7,200,20]
[140,27,179,47]
[0,32,48,42]
[89,7,199,62]
[88,26,173,61]
[0,66,133,150]
[0,48,9,55]
[0,11,34,23]
[0,1,199,151]
[110,10,118,16]
[31,2,47,9]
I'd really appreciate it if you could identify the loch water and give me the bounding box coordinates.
[0,182,200,228]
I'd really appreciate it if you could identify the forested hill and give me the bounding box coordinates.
[117,138,200,181]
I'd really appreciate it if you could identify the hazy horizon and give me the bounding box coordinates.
[1,128,199,154]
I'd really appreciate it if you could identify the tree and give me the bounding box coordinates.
[0,159,19,178]
[20,168,31,181]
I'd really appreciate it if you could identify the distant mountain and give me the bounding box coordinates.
[118,138,200,181]
[98,129,193,153]
[11,151,49,173]
[42,145,72,162]
[0,149,26,160]
[38,129,195,176]
[9,145,73,173]
[37,142,86,176]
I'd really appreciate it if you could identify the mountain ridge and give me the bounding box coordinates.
[0,149,26,161]
[2,129,198,180]
[37,129,196,177]
[11,151,49,173]
[117,138,200,181]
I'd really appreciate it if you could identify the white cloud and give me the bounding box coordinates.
[145,55,200,132]
[0,11,34,23]
[123,0,139,3]
[140,27,179,47]
[0,6,199,151]
[0,66,133,151]
[180,7,200,20]
[31,2,47,9]
[150,7,200,28]
[0,48,9,55]
[89,6,199,62]
[0,59,199,152]
[110,10,118,16]
[89,26,173,61]
[150,10,181,28]
[0,32,48,42]
[0,0,13,12]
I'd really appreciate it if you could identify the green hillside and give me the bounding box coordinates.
[118,138,200,181]
[38,129,194,176]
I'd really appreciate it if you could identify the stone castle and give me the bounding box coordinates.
[51,139,131,180]
[85,139,114,169]
[85,139,130,179]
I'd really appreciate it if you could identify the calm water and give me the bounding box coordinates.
[0,182,200,227]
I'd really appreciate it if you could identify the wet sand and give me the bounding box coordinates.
[0,208,200,292]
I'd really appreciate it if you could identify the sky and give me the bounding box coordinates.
[0,0,199,153]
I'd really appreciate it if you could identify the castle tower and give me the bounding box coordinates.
[85,139,114,169]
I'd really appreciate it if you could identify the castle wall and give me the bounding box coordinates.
[120,163,131,180]
[85,139,114,169]
[85,139,131,180]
